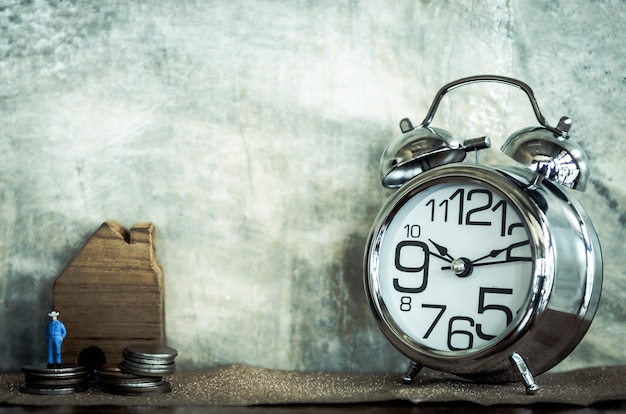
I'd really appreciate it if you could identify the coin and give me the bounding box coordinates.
[19,383,88,395]
[119,360,175,377]
[99,371,162,385]
[20,364,88,395]
[97,362,171,396]
[122,353,174,366]
[123,344,178,363]
[107,381,172,396]
[98,364,138,377]
[103,344,178,394]
[24,376,87,387]
[24,371,87,380]
[109,379,166,388]
[22,364,86,376]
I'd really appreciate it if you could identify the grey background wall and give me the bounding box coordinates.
[1,1,624,373]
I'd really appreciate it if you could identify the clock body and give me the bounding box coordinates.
[364,163,602,383]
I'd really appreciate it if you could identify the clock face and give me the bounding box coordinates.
[373,177,535,355]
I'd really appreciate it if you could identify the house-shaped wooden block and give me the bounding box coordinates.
[53,221,165,369]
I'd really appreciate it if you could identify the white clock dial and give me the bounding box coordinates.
[376,179,534,353]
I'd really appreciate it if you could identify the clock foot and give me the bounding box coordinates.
[401,361,423,385]
[510,352,539,395]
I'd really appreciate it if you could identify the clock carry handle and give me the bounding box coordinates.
[418,75,569,137]
[385,74,590,191]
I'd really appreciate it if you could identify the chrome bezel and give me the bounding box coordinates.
[364,163,602,382]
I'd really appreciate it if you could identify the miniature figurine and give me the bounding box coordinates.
[46,310,67,368]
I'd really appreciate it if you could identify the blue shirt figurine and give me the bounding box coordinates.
[46,311,67,368]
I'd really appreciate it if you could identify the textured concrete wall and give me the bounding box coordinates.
[1,1,624,374]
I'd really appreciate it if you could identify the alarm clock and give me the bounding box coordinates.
[363,75,602,394]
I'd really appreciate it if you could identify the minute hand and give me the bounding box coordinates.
[472,257,533,267]
[471,240,532,265]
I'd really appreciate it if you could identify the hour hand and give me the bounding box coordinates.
[428,239,454,263]
[440,240,532,274]
[471,240,531,265]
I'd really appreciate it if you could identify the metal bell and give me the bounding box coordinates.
[380,121,463,188]
[380,119,490,188]
[501,117,590,191]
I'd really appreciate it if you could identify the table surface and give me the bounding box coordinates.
[0,401,626,413]
[2,365,625,411]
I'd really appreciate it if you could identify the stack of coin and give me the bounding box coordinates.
[103,344,178,395]
[120,344,178,377]
[20,364,88,395]
[98,364,171,396]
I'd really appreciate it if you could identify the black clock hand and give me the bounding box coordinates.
[471,240,531,264]
[428,239,454,263]
[440,240,532,272]
[472,257,533,267]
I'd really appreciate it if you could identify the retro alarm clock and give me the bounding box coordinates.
[363,75,602,394]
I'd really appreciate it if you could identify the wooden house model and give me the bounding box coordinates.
[53,221,165,368]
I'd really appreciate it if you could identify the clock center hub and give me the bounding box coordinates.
[451,257,473,277]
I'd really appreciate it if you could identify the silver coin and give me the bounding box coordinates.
[120,359,175,371]
[123,353,174,366]
[22,364,88,383]
[19,382,88,395]
[22,364,87,375]
[24,377,88,387]
[107,381,171,396]
[101,377,162,386]
[98,371,149,381]
[123,344,178,362]
[119,361,175,377]
[99,373,162,385]
[98,364,142,378]
[109,379,165,389]
[24,374,87,383]
[22,363,85,372]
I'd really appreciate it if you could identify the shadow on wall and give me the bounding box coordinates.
[2,275,52,370]
[289,232,405,372]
